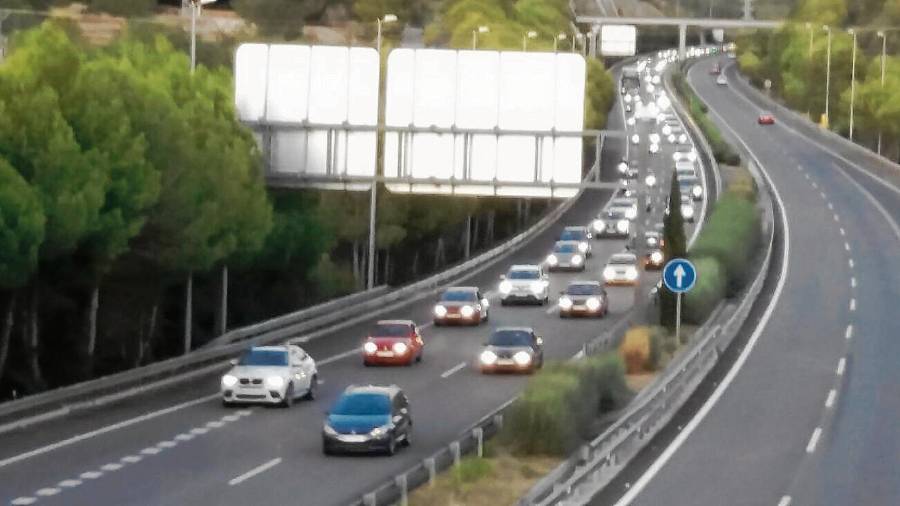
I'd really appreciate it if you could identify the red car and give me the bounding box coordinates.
[758,112,775,125]
[362,320,424,366]
[709,63,721,75]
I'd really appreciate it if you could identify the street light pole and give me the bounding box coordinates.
[190,1,197,73]
[878,31,887,155]
[472,25,489,50]
[554,33,566,52]
[523,30,536,51]
[848,28,857,141]
[823,25,832,128]
[806,23,814,117]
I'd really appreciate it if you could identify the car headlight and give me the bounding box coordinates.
[546,254,558,266]
[625,267,639,280]
[265,376,285,389]
[393,341,409,355]
[668,134,676,143]
[617,162,628,173]
[586,297,601,311]
[647,237,658,247]
[433,304,447,317]
[626,208,637,219]
[370,425,391,438]
[499,280,512,294]
[649,133,660,144]
[593,219,605,232]
[679,134,688,144]
[480,350,498,365]
[624,94,632,103]
[603,267,616,280]
[650,251,664,264]
[687,151,698,162]
[530,281,544,294]
[662,125,671,135]
[558,296,573,310]
[461,305,475,318]
[571,255,583,265]
[513,351,532,366]
[627,117,636,126]
[682,205,695,218]
[693,185,703,197]
[221,374,238,388]
[323,424,338,436]
[578,242,589,253]
[631,134,640,144]
[650,143,659,153]
[616,220,629,233]
[645,174,657,187]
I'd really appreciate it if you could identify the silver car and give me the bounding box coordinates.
[221,345,318,407]
[546,241,587,272]
[603,252,640,286]
[498,265,550,305]
[593,208,631,238]
[558,226,593,257]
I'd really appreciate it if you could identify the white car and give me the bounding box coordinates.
[609,197,638,220]
[499,265,550,305]
[716,74,728,85]
[603,253,640,286]
[675,160,697,178]
[221,345,318,407]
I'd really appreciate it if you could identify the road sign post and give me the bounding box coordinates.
[663,259,697,344]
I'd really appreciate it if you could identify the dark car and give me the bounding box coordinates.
[478,327,544,374]
[433,287,489,326]
[322,385,412,456]
[559,226,592,257]
[558,281,608,318]
[593,208,631,238]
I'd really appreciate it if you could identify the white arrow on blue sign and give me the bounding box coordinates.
[662,258,697,293]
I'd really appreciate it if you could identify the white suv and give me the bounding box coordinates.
[498,265,550,306]
[221,345,318,407]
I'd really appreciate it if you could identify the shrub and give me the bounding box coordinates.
[619,327,652,373]
[683,256,727,324]
[690,192,761,295]
[728,169,758,203]
[580,353,631,414]
[452,456,494,486]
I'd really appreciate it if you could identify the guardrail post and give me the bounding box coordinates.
[424,457,436,486]
[362,492,377,506]
[473,427,484,458]
[493,413,504,430]
[395,474,408,506]
[450,441,461,467]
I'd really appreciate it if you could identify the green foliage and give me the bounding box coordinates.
[793,0,848,25]
[0,158,45,289]
[428,0,571,50]
[690,193,761,296]
[682,256,727,324]
[452,456,494,485]
[585,59,615,131]
[232,0,316,39]
[660,172,686,329]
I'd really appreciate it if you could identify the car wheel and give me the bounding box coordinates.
[386,436,398,456]
[434,320,442,327]
[322,442,334,456]
[500,299,508,307]
[281,384,294,408]
[402,428,412,447]
[416,351,423,363]
[303,375,318,401]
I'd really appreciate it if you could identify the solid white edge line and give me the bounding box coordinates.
[613,68,791,506]
[805,427,823,453]
[825,389,837,408]
[440,362,468,379]
[228,457,282,486]
[836,358,846,376]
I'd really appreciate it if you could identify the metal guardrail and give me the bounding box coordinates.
[516,63,779,506]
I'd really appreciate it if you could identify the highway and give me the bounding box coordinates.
[0,61,709,506]
[606,57,900,506]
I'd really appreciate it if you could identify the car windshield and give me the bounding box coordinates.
[238,349,288,367]
[554,243,577,253]
[490,330,533,346]
[610,255,636,265]
[441,290,476,302]
[560,230,585,241]
[372,324,412,337]
[612,199,633,207]
[605,209,627,219]
[331,393,391,416]
[567,284,601,296]
[508,270,540,280]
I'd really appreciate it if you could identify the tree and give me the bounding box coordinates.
[660,172,686,329]
[232,0,327,39]
[88,0,156,17]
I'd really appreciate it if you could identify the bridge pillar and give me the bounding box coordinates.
[589,24,599,58]
[678,23,687,60]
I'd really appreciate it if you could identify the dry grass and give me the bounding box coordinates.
[619,326,652,373]
[409,451,560,506]
[625,372,656,392]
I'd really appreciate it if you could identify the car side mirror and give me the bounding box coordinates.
[229,359,238,366]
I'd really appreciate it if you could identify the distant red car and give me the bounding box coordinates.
[758,112,775,125]
[709,63,721,75]
[362,320,424,366]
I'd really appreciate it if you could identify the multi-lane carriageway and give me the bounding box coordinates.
[0,61,710,506]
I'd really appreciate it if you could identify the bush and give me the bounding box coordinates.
[728,169,758,203]
[619,327,652,373]
[452,456,494,486]
[683,256,727,324]
[580,353,631,414]
[690,192,762,296]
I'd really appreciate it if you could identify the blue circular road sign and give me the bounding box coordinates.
[662,259,697,293]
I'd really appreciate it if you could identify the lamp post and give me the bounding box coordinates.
[189,0,218,74]
[369,13,397,290]
[472,25,489,50]
[877,30,887,154]
[554,33,566,52]
[823,25,833,128]
[848,28,857,141]
[523,30,537,51]
[805,22,814,117]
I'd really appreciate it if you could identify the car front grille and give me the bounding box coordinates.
[238,378,263,385]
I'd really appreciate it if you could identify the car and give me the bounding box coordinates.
[614,186,637,199]
[362,320,424,366]
[649,142,660,154]
[609,197,639,220]
[322,385,412,456]
[644,171,658,188]
[433,287,489,326]
[673,146,698,162]
[662,123,683,137]
[498,265,550,305]
[546,241,587,272]
[558,281,608,318]
[678,174,704,200]
[630,133,640,145]
[593,208,631,238]
[603,252,640,286]
[478,327,544,374]
[675,160,697,178]
[616,159,629,175]
[221,345,318,407]
[642,230,664,249]
[559,226,593,256]
[758,112,775,125]
[710,63,721,75]
[665,194,696,222]
[644,249,665,270]
[716,74,728,86]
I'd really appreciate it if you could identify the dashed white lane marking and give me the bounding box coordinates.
[845,325,854,340]
[121,455,141,464]
[812,181,818,189]
[79,471,102,480]
[827,202,834,210]
[806,427,823,453]
[545,303,558,315]
[11,498,37,505]
[228,458,282,486]
[206,421,224,429]
[849,299,856,312]
[440,362,468,379]
[778,496,792,506]
[318,348,359,365]
[849,258,854,269]
[157,441,176,449]
[190,427,209,436]
[140,447,161,455]
[100,463,122,472]
[819,191,826,199]
[851,277,857,288]
[174,433,194,442]
[839,227,846,236]
[844,242,850,252]
[804,173,811,179]
[222,414,240,422]
[825,389,837,408]
[837,358,846,376]
[34,489,60,497]
[833,213,840,222]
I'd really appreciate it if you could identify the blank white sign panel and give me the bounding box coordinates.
[384,49,585,197]
[601,25,637,57]
[234,44,379,189]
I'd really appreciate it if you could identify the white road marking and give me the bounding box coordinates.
[844,242,850,252]
[839,227,846,236]
[833,213,840,222]
[827,202,833,210]
[804,173,811,180]
[848,258,854,269]
[157,441,176,449]
[441,362,468,379]
[140,447,161,455]
[851,277,857,288]
[806,427,823,453]
[237,409,252,417]
[121,455,142,464]
[206,421,224,429]
[545,303,558,315]
[849,299,856,312]
[837,358,846,376]
[825,389,837,408]
[318,349,358,365]
[418,321,434,330]
[228,458,282,486]
[100,463,123,471]
[11,498,37,505]
[58,479,81,488]
[0,393,219,469]
[221,414,240,422]
[845,325,853,340]
[819,191,826,199]
[189,427,209,435]
[79,471,102,480]
[811,181,818,189]
[778,496,792,506]
[174,433,194,442]
[35,488,60,497]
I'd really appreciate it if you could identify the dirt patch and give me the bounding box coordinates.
[626,372,657,392]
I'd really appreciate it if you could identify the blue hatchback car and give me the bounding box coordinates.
[322,385,412,456]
